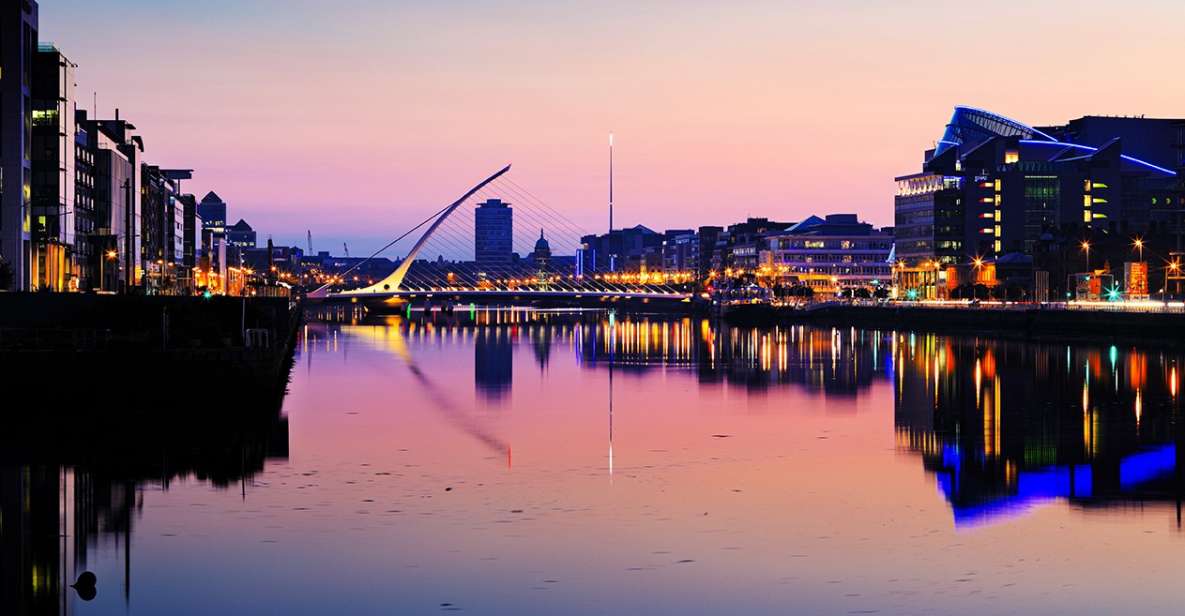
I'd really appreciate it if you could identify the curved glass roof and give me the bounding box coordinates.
[935,106,1176,177]
[935,106,1056,156]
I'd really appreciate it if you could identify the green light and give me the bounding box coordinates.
[906,289,918,300]
[1106,287,1121,302]
[202,290,212,299]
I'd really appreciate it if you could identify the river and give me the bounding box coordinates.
[6,309,1185,615]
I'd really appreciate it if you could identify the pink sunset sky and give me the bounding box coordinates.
[44,0,1184,254]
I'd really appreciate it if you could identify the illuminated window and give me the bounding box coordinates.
[1004,150,1019,164]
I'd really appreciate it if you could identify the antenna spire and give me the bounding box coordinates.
[608,132,614,233]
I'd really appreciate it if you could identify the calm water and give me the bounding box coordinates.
[7,310,1185,615]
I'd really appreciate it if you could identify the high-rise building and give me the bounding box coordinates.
[140,165,191,292]
[74,123,96,289]
[0,0,38,289]
[475,198,512,267]
[180,193,199,276]
[894,106,1184,298]
[76,110,141,292]
[30,43,76,291]
[197,191,227,238]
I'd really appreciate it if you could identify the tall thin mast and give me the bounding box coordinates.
[609,132,614,233]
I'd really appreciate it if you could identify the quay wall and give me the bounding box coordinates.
[722,303,1185,347]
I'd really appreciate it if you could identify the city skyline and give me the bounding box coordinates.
[41,0,1185,255]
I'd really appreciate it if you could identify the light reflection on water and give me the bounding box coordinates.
[8,309,1185,615]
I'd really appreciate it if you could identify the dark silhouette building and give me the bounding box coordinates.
[0,0,38,289]
[475,198,513,268]
[531,228,551,269]
[226,218,257,249]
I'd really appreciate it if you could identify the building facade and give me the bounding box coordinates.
[197,191,226,240]
[226,218,256,249]
[762,214,893,295]
[475,198,512,267]
[895,106,1184,298]
[0,0,38,289]
[30,43,76,290]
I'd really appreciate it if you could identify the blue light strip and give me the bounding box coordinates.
[1019,139,1178,176]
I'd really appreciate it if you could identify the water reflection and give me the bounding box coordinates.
[11,308,1185,614]
[0,395,288,615]
[345,308,1185,530]
[894,336,1185,528]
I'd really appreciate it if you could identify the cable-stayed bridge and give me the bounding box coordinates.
[308,165,696,306]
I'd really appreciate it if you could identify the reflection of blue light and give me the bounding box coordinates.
[1120,444,1177,489]
[944,464,1094,529]
[935,444,1178,529]
[1019,140,1178,176]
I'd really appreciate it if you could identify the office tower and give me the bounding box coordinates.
[475,198,512,267]
[0,0,38,289]
[30,43,76,290]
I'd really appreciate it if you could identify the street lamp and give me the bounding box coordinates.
[101,250,118,292]
[1132,237,1145,262]
[1169,260,1181,298]
[1080,240,1091,272]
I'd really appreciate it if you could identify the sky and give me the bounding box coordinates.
[44,0,1185,256]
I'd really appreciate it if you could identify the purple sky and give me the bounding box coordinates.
[44,0,1185,255]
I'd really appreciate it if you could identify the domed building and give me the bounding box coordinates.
[531,229,551,269]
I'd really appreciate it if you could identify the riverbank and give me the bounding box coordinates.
[0,293,301,409]
[722,302,1185,347]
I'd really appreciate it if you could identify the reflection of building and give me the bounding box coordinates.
[475,198,513,267]
[894,333,1184,527]
[0,394,289,614]
[474,327,513,399]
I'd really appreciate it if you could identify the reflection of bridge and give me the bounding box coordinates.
[308,165,695,305]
